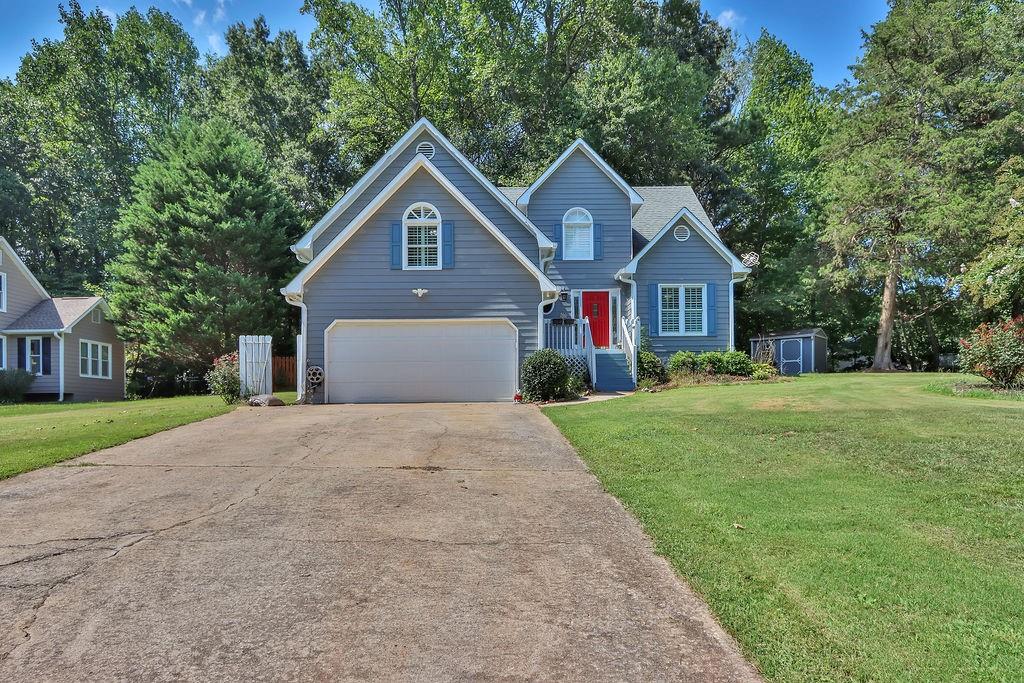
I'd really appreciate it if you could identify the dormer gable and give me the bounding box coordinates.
[516,139,645,216]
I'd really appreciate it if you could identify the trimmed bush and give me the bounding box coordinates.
[521,349,571,401]
[958,317,1024,388]
[696,351,726,374]
[752,362,779,381]
[205,351,241,404]
[637,350,668,384]
[696,350,753,376]
[668,351,699,374]
[0,369,36,404]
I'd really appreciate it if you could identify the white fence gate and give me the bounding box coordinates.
[239,335,273,396]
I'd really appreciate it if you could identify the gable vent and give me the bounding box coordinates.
[673,225,691,242]
[415,141,436,159]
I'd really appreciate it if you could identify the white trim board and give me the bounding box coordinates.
[0,236,49,300]
[291,118,554,262]
[516,139,646,215]
[281,154,559,299]
[616,207,751,279]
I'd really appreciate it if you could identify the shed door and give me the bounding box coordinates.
[779,338,804,376]
[325,319,517,403]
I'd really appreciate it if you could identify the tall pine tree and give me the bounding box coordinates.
[107,117,300,371]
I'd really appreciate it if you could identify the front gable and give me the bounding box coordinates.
[0,237,50,328]
[295,120,553,264]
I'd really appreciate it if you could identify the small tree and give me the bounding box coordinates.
[958,318,1024,389]
[107,117,300,372]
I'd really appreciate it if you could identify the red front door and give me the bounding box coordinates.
[581,291,610,348]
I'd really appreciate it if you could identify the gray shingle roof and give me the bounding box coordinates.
[496,184,714,249]
[3,296,103,332]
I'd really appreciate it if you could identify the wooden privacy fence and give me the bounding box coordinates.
[272,356,296,392]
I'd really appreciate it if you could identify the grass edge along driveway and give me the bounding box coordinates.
[1,395,245,480]
[544,374,1024,682]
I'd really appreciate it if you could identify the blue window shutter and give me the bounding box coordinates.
[593,223,603,259]
[42,337,51,375]
[648,283,659,337]
[390,222,402,269]
[17,337,26,370]
[442,221,454,269]
[554,223,562,260]
[706,283,717,336]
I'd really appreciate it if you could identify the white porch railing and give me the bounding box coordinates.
[542,318,597,387]
[621,316,639,384]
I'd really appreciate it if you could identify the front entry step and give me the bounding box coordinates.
[595,353,635,391]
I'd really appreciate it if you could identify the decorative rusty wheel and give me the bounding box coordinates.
[306,365,325,386]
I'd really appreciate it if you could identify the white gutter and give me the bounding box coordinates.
[56,332,64,402]
[283,294,307,402]
[536,291,558,350]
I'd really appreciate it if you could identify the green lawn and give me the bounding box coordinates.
[544,374,1024,682]
[0,393,295,480]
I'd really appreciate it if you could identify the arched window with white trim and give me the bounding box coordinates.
[561,207,593,260]
[403,202,441,269]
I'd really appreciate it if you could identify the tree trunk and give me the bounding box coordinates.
[924,314,941,371]
[872,250,900,371]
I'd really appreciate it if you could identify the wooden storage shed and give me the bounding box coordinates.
[750,328,828,376]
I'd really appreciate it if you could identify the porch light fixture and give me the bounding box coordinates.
[412,288,429,298]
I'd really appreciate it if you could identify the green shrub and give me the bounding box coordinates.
[637,350,668,384]
[521,349,571,401]
[958,317,1024,388]
[752,362,779,381]
[205,351,241,404]
[695,350,753,376]
[668,351,699,374]
[696,351,726,373]
[0,369,35,404]
[564,372,587,400]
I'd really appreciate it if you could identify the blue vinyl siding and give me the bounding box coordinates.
[312,132,540,265]
[303,169,543,403]
[634,225,733,359]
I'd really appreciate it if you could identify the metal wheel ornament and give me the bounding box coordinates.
[306,365,325,387]
[741,252,761,268]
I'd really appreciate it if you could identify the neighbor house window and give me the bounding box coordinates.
[91,308,103,324]
[0,336,6,370]
[659,284,705,335]
[79,340,112,379]
[403,202,441,269]
[561,207,593,260]
[27,336,43,375]
[0,272,6,312]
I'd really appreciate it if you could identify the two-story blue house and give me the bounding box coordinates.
[282,119,749,403]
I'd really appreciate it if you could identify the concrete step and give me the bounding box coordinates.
[595,353,635,391]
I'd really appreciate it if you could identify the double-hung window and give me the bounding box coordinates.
[0,272,6,312]
[403,203,441,270]
[27,336,43,375]
[80,340,112,379]
[0,336,5,370]
[659,284,706,335]
[561,208,593,260]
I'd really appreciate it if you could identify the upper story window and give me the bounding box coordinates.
[561,207,593,260]
[91,308,103,324]
[660,284,706,336]
[0,272,6,312]
[403,203,441,270]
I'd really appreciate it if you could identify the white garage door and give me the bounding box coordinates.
[325,319,518,403]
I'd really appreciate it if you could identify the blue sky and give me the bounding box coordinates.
[1,0,888,86]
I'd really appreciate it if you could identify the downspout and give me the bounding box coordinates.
[284,292,307,402]
[536,291,557,350]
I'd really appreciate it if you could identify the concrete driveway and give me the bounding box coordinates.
[0,403,759,681]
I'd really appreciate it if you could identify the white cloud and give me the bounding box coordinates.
[207,33,225,55]
[98,6,115,20]
[193,10,206,26]
[716,9,744,29]
[214,0,227,22]
[173,0,193,7]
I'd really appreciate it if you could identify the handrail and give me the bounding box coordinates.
[582,317,597,388]
[621,316,639,384]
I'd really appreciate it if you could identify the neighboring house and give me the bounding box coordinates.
[0,237,125,402]
[282,119,749,403]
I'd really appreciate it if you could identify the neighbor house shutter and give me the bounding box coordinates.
[648,283,659,337]
[706,283,717,336]
[554,223,562,260]
[42,337,51,375]
[593,223,603,259]
[390,222,402,269]
[17,338,25,370]
[442,221,454,269]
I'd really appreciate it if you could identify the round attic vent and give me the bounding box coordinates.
[673,225,691,242]
[415,141,436,159]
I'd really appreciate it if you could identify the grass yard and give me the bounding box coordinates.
[544,373,1024,682]
[0,393,294,480]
